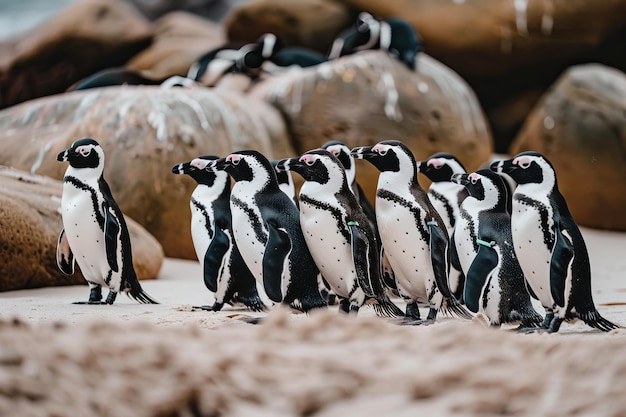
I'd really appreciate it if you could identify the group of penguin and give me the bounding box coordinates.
[54,135,621,334]
[70,12,423,91]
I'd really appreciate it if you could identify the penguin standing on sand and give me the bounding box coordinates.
[451,170,543,328]
[352,140,471,323]
[322,140,396,290]
[492,152,620,332]
[419,153,469,302]
[276,149,403,317]
[172,156,265,312]
[56,138,157,305]
[210,150,327,313]
[328,12,423,70]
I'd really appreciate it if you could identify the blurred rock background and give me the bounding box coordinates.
[0,0,624,289]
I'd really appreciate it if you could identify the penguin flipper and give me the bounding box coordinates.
[203,227,230,293]
[464,241,499,313]
[262,221,291,303]
[427,221,453,299]
[102,200,120,273]
[56,228,75,275]
[549,223,574,308]
[348,221,376,298]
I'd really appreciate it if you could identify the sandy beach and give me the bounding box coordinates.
[1,226,625,417]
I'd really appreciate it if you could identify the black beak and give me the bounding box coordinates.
[451,173,469,186]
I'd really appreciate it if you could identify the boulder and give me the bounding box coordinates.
[0,86,293,259]
[126,11,226,79]
[122,0,227,21]
[0,166,163,292]
[510,64,626,231]
[0,0,153,110]
[224,0,356,55]
[250,51,493,198]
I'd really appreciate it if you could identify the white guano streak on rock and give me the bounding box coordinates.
[418,56,487,137]
[176,95,210,130]
[514,0,529,35]
[204,93,246,147]
[146,96,172,142]
[30,141,53,174]
[75,93,100,119]
[379,72,402,122]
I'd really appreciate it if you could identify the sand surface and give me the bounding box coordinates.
[1,227,625,416]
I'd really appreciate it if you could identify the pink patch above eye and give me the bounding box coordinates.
[469,172,480,181]
[299,154,316,163]
[372,144,387,152]
[427,158,443,168]
[226,154,241,163]
[513,156,530,166]
[191,159,209,169]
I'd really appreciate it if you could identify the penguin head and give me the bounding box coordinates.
[57,138,104,171]
[351,140,415,175]
[280,149,346,188]
[172,155,226,187]
[452,170,508,210]
[494,152,554,186]
[271,159,293,187]
[321,141,355,183]
[420,153,466,182]
[237,33,284,73]
[214,150,275,185]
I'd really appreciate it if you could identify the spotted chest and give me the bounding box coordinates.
[189,186,218,264]
[298,195,358,299]
[229,189,267,283]
[510,192,555,306]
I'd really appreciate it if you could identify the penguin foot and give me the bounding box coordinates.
[193,304,223,312]
[72,300,108,305]
[105,291,117,305]
[237,316,264,325]
[404,302,421,321]
[74,287,105,304]
[399,318,435,326]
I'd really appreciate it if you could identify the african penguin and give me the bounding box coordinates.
[492,152,621,332]
[56,138,157,305]
[271,160,298,207]
[451,170,543,328]
[276,149,403,317]
[172,156,265,312]
[418,153,469,302]
[187,43,242,85]
[328,12,423,70]
[322,140,397,291]
[352,140,471,323]
[210,150,327,313]
[70,67,164,91]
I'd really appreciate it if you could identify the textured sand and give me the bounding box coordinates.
[0,227,625,416]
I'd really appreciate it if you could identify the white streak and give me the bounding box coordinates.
[541,14,554,35]
[379,72,402,122]
[30,141,52,174]
[514,0,529,35]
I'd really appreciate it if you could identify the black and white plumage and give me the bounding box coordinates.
[70,68,199,91]
[210,150,327,313]
[352,140,471,323]
[276,149,403,317]
[56,138,157,305]
[322,140,396,290]
[419,153,469,302]
[451,170,543,328]
[172,156,265,312]
[187,43,242,86]
[492,152,620,332]
[271,160,298,207]
[328,12,423,70]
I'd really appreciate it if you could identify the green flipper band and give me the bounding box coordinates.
[476,238,494,247]
[426,221,436,227]
[347,221,359,226]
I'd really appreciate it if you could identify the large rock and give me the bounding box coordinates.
[0,166,163,292]
[335,0,626,152]
[250,51,493,198]
[0,87,293,259]
[510,64,626,231]
[0,0,153,110]
[126,11,226,79]
[224,0,355,54]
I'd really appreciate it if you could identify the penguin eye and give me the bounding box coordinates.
[231,157,241,166]
[377,149,388,157]
[305,158,315,167]
[76,146,91,157]
[519,161,531,169]
[471,177,478,185]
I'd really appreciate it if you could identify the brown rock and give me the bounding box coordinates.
[510,63,626,231]
[250,51,493,198]
[127,11,226,79]
[224,0,355,54]
[0,0,153,110]
[0,166,163,292]
[0,87,293,259]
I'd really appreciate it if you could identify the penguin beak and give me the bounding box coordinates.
[274,158,291,173]
[350,146,373,160]
[492,159,516,175]
[451,173,469,186]
[401,50,417,70]
[171,162,188,174]
[57,149,69,162]
[210,158,228,170]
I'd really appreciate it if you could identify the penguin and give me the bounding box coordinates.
[450,170,543,328]
[328,12,423,70]
[171,156,265,312]
[56,138,157,305]
[276,149,403,317]
[352,140,471,323]
[271,160,298,207]
[492,152,621,332]
[418,153,469,302]
[187,43,243,85]
[321,140,397,291]
[209,150,327,313]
